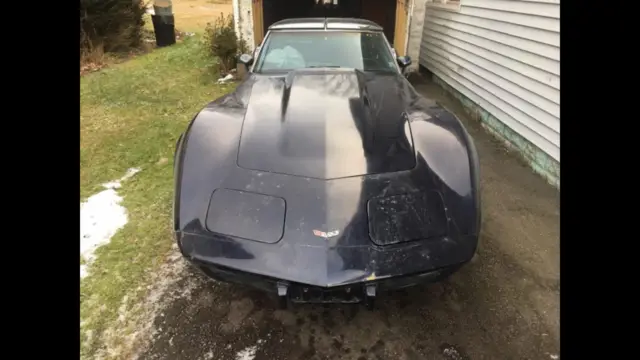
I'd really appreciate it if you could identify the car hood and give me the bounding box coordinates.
[237,69,416,180]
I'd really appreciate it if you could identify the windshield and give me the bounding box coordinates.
[254,31,398,73]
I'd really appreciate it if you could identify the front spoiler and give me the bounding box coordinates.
[189,258,465,307]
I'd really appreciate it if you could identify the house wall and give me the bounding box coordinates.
[418,0,560,187]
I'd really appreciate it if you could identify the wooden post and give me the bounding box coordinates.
[152,0,176,47]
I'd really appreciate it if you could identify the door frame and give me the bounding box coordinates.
[393,0,411,56]
[252,0,265,46]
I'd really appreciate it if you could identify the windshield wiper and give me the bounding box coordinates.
[307,65,342,68]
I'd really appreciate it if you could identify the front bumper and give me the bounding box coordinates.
[177,228,476,305]
[189,257,465,304]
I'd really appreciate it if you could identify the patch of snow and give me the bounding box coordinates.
[550,355,559,360]
[235,345,258,360]
[217,73,235,84]
[80,168,141,279]
[102,168,140,189]
[442,346,463,360]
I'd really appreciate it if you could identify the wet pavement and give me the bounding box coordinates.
[139,76,560,360]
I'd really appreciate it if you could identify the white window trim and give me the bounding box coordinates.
[425,0,462,12]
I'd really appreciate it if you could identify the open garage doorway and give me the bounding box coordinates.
[252,0,410,55]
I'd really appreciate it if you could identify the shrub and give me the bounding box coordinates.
[203,14,248,75]
[80,0,147,54]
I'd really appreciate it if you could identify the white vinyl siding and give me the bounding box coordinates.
[419,0,560,162]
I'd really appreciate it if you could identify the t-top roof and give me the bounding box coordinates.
[268,18,384,31]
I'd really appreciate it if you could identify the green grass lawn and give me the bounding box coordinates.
[80,36,235,359]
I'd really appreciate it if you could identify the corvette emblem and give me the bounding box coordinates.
[313,229,340,238]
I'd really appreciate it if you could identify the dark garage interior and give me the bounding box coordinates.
[262,0,398,44]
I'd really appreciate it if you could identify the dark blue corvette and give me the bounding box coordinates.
[173,18,481,309]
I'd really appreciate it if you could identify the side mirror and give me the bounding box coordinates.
[238,54,254,67]
[397,55,412,69]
